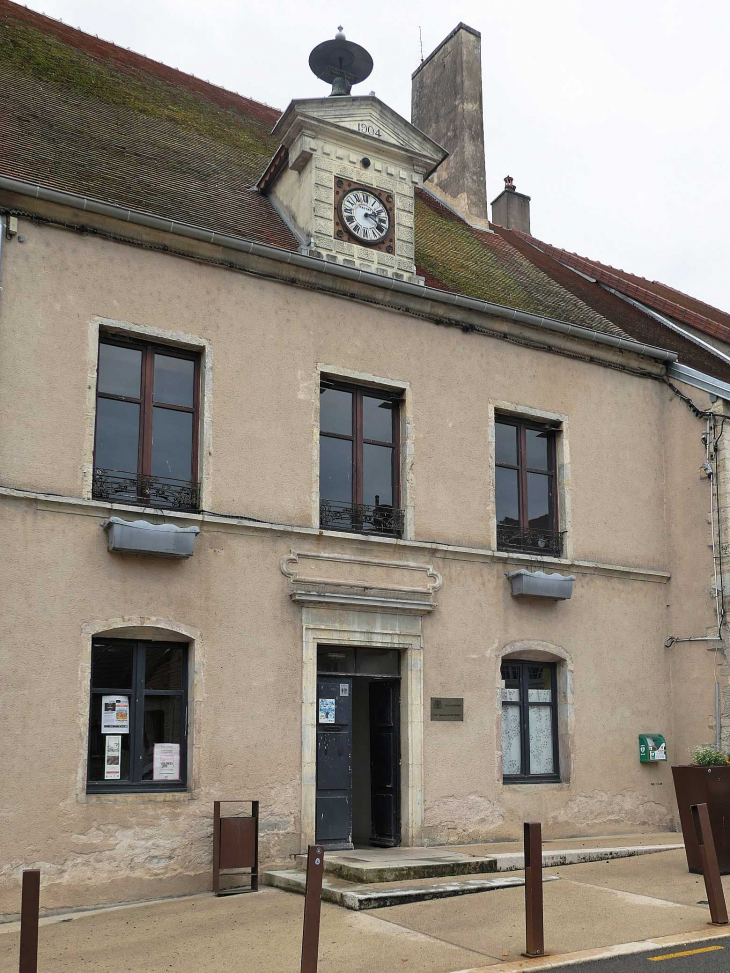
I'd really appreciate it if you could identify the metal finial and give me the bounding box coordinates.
[309,30,373,96]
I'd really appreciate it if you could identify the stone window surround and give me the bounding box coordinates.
[300,606,424,850]
[312,364,414,540]
[82,316,213,510]
[488,400,572,560]
[496,640,574,788]
[76,616,203,804]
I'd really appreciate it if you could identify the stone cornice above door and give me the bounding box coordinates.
[281,549,441,614]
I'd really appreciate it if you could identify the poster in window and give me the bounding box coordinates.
[104,735,122,780]
[101,696,129,734]
[319,698,335,724]
[153,743,181,781]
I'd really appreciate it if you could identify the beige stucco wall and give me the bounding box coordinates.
[0,216,670,567]
[0,213,721,915]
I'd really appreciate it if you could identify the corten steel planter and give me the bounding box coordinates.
[672,765,730,874]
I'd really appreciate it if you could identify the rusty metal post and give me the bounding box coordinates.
[212,801,221,895]
[300,845,324,973]
[19,869,40,973]
[251,801,259,892]
[523,822,545,957]
[691,802,729,925]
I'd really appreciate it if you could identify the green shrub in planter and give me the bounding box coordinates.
[692,745,730,767]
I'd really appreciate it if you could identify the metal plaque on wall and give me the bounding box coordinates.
[430,697,464,721]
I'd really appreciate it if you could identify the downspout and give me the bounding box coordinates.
[665,415,724,646]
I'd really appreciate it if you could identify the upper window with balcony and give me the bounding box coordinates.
[93,337,201,511]
[495,416,562,557]
[319,381,403,537]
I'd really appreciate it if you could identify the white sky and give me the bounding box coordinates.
[24,0,730,313]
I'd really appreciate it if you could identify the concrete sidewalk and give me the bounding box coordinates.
[1,841,729,972]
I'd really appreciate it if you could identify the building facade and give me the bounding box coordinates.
[1,7,728,914]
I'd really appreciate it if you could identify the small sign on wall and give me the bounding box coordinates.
[431,697,464,721]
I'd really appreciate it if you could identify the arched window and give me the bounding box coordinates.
[501,658,560,783]
[87,637,188,792]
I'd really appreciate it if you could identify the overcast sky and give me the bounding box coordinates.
[25,0,730,312]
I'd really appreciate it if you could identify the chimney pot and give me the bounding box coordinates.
[491,175,531,234]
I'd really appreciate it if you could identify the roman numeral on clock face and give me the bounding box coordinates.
[339,187,390,243]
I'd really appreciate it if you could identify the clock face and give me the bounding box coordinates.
[339,190,390,244]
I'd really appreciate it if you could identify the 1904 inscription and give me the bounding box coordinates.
[357,122,382,138]
[431,697,464,721]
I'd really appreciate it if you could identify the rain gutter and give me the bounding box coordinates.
[0,175,677,365]
[599,283,730,369]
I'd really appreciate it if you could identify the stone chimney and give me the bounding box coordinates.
[491,175,531,234]
[411,24,488,226]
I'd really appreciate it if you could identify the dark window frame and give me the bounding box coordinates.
[495,415,559,551]
[87,638,188,794]
[319,378,402,535]
[500,659,560,784]
[92,334,201,508]
[316,645,401,678]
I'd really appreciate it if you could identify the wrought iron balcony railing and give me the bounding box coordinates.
[93,469,201,511]
[497,523,565,559]
[320,498,404,537]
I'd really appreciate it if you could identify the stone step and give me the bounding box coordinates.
[293,842,683,885]
[263,867,559,911]
[296,851,498,884]
[490,843,684,873]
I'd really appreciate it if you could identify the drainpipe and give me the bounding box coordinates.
[717,683,723,751]
[665,417,724,647]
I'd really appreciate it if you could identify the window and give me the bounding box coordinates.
[319,381,402,536]
[495,416,561,556]
[87,639,188,792]
[93,337,200,510]
[501,660,559,783]
[317,646,400,676]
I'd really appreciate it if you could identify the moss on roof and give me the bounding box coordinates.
[0,19,279,177]
[414,192,628,337]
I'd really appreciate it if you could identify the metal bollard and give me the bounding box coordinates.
[691,803,729,925]
[300,845,324,973]
[19,869,40,973]
[523,822,545,957]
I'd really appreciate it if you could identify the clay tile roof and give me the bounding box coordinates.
[0,1,659,345]
[414,191,629,337]
[0,0,297,249]
[509,229,730,346]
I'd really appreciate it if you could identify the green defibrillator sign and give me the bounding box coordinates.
[639,734,667,762]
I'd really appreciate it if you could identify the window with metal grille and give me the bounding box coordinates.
[495,417,561,557]
[92,337,201,510]
[500,660,559,783]
[87,639,188,793]
[319,380,403,537]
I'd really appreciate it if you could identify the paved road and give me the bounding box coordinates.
[560,937,730,973]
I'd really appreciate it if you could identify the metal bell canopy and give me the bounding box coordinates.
[309,26,373,96]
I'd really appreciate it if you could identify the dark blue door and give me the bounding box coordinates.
[369,679,400,846]
[316,676,352,848]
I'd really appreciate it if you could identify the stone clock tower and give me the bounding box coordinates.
[257,30,447,284]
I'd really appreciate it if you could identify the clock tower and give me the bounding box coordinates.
[257,29,447,284]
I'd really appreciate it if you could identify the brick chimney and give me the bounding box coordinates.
[411,24,488,227]
[491,175,531,234]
